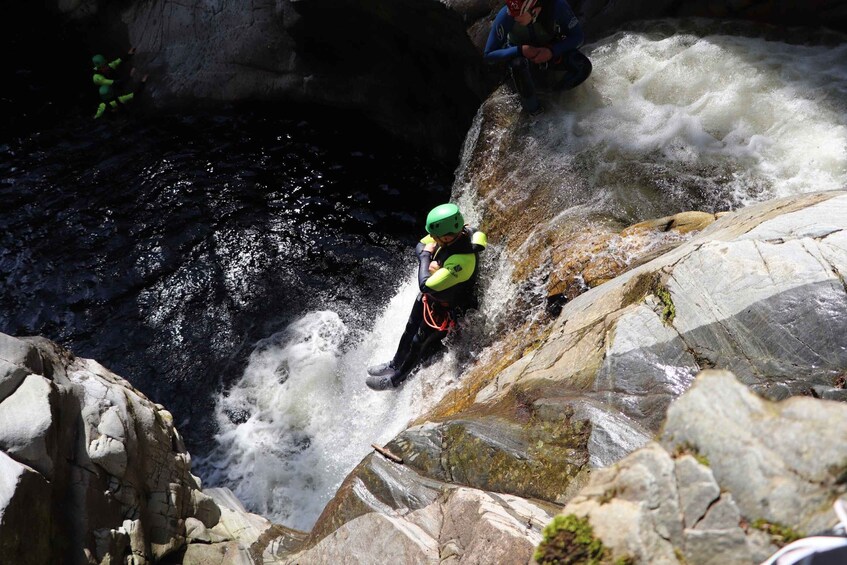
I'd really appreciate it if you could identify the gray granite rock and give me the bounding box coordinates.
[0,333,271,564]
[661,370,847,535]
[545,370,847,564]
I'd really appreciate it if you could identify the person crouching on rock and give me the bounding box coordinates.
[483,0,592,116]
[366,203,487,391]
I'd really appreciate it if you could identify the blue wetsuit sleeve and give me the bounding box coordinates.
[550,0,585,57]
[484,7,521,62]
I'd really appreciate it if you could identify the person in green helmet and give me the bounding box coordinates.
[91,47,148,119]
[366,203,487,391]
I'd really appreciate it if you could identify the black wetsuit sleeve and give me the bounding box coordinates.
[416,242,433,291]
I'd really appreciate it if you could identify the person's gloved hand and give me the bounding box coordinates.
[530,47,553,63]
[521,45,540,59]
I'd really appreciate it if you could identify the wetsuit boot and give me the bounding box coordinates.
[366,324,448,391]
[367,362,396,377]
[366,297,425,390]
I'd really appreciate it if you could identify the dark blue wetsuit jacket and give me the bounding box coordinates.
[483,0,584,63]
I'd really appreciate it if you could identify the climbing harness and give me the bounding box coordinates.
[422,294,455,332]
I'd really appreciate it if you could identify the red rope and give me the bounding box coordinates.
[422,295,454,331]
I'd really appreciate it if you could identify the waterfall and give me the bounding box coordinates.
[198,21,847,532]
[196,276,460,530]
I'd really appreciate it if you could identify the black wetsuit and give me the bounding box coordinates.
[389,226,486,384]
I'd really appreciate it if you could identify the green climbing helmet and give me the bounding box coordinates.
[92,54,107,68]
[99,84,113,100]
[425,203,464,237]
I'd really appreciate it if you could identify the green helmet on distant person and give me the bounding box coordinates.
[425,203,464,236]
[92,54,107,68]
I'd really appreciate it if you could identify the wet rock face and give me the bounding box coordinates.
[393,414,592,503]
[46,0,847,161]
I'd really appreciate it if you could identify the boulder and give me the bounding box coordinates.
[549,370,847,564]
[0,332,44,402]
[282,461,556,565]
[0,374,58,478]
[0,451,52,565]
[0,334,272,564]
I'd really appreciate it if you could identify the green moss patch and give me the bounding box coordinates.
[672,442,709,467]
[654,285,676,324]
[751,519,804,546]
[534,514,610,564]
[440,414,590,502]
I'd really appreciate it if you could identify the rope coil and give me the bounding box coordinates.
[422,294,455,332]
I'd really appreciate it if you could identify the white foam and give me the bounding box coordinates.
[525,30,847,212]
[199,276,470,530]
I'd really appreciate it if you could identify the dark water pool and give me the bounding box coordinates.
[0,104,453,455]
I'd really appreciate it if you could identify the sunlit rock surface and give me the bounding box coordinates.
[265,190,846,561]
[558,370,847,564]
[282,456,557,565]
[472,191,847,430]
[0,333,274,564]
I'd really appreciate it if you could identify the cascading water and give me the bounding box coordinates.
[201,21,847,532]
[464,20,847,225]
[197,211,510,531]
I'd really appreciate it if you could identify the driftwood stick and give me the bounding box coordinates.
[371,443,403,464]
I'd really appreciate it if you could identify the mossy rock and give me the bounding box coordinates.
[534,514,624,565]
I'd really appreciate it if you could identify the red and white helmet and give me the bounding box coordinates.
[505,0,539,17]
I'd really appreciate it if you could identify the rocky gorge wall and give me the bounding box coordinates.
[47,0,847,161]
[0,333,292,564]
[5,1,847,562]
[1,185,845,564]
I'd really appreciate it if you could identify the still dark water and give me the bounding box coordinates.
[0,105,452,455]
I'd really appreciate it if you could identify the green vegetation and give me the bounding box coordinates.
[673,442,709,467]
[534,514,610,565]
[752,519,804,546]
[654,285,676,324]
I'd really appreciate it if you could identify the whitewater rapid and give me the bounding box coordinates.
[198,21,847,531]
